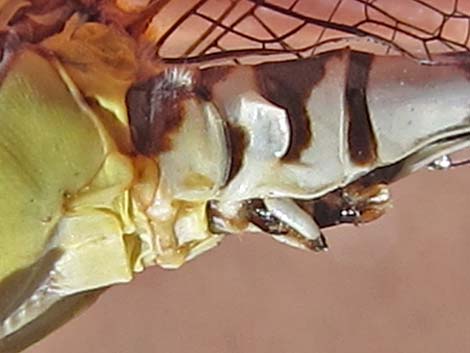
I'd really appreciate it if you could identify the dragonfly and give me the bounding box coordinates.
[1,0,470,351]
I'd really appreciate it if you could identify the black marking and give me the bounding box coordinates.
[196,66,249,185]
[255,51,340,161]
[244,199,289,235]
[297,159,405,229]
[296,190,345,229]
[225,123,248,184]
[345,51,377,165]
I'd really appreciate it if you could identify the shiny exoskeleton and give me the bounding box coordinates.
[1,1,470,352]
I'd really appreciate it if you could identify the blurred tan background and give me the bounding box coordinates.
[29,169,470,353]
[28,0,470,352]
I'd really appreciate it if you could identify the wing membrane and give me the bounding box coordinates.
[150,0,470,64]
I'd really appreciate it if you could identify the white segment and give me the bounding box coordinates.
[212,51,470,207]
[225,90,290,158]
[209,67,292,202]
[269,50,359,197]
[219,92,291,200]
[147,98,229,266]
[158,98,228,201]
[367,55,470,166]
[215,50,363,202]
[264,198,321,241]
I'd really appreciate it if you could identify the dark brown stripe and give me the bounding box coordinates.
[126,69,194,155]
[345,51,377,165]
[196,66,246,185]
[255,51,340,161]
[225,123,248,183]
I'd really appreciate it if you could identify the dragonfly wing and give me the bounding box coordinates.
[151,0,470,64]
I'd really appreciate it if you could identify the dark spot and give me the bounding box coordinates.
[296,159,405,228]
[345,51,378,165]
[195,65,244,185]
[126,69,194,155]
[225,123,248,184]
[255,51,339,161]
[296,190,345,228]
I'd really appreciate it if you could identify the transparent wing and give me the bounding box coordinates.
[150,0,470,65]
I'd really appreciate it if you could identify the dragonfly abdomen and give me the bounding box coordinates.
[125,48,470,260]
